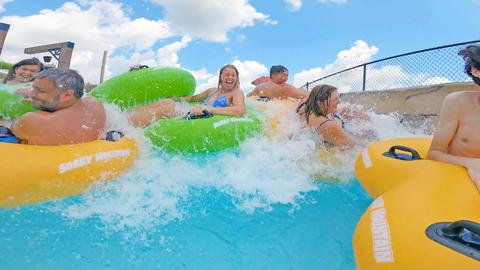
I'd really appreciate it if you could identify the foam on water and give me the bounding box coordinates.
[50,100,427,233]
[0,100,433,269]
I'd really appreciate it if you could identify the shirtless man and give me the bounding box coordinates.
[427,45,480,191]
[11,69,106,145]
[246,65,308,100]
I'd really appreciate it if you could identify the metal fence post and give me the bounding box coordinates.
[362,64,367,91]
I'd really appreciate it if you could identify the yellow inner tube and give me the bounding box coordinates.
[0,137,137,208]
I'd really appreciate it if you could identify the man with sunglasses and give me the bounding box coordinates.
[427,45,480,191]
[247,65,308,100]
[11,68,106,145]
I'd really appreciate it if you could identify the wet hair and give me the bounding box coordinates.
[270,65,288,78]
[36,68,85,99]
[218,64,240,90]
[458,44,480,86]
[3,57,44,83]
[304,84,338,124]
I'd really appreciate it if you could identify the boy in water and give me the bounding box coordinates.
[247,65,308,100]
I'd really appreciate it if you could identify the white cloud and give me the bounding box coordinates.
[318,0,347,4]
[0,0,278,84]
[155,36,191,67]
[231,59,269,92]
[285,0,302,11]
[149,0,277,42]
[0,0,13,13]
[0,1,182,84]
[292,40,451,92]
[293,40,378,89]
[422,77,451,85]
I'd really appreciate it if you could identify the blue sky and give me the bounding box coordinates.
[0,0,478,91]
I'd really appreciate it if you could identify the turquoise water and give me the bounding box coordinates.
[0,102,425,269]
[0,181,371,270]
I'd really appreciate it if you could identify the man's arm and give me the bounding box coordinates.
[11,112,50,144]
[184,88,212,102]
[284,85,309,99]
[246,86,260,97]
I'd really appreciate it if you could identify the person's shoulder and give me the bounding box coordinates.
[81,96,105,110]
[256,82,271,90]
[444,91,478,106]
[233,87,244,93]
[308,115,331,127]
[318,119,342,129]
[82,95,101,103]
[445,90,479,99]
[315,119,342,136]
[231,87,245,96]
[15,111,50,128]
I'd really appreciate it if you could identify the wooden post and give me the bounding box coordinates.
[0,23,10,56]
[99,50,107,83]
[24,42,75,70]
[58,43,74,70]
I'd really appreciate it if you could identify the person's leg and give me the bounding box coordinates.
[128,99,177,127]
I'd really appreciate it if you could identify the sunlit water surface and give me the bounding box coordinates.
[0,101,429,269]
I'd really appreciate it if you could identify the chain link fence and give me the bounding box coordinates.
[302,40,480,92]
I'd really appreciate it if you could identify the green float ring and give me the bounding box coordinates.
[0,84,36,119]
[145,111,262,153]
[91,67,196,109]
[0,60,12,70]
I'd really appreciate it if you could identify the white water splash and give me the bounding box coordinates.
[59,99,428,231]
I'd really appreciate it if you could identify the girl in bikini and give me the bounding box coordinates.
[185,64,245,116]
[297,84,356,148]
[128,64,246,127]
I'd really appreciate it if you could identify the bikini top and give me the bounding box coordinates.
[205,95,228,108]
[316,113,345,129]
[315,113,346,148]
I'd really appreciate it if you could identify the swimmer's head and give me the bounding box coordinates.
[304,84,339,123]
[4,57,44,84]
[269,65,288,78]
[459,44,480,85]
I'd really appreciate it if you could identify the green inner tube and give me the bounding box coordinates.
[145,111,262,153]
[0,60,13,70]
[0,84,36,119]
[91,67,196,109]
